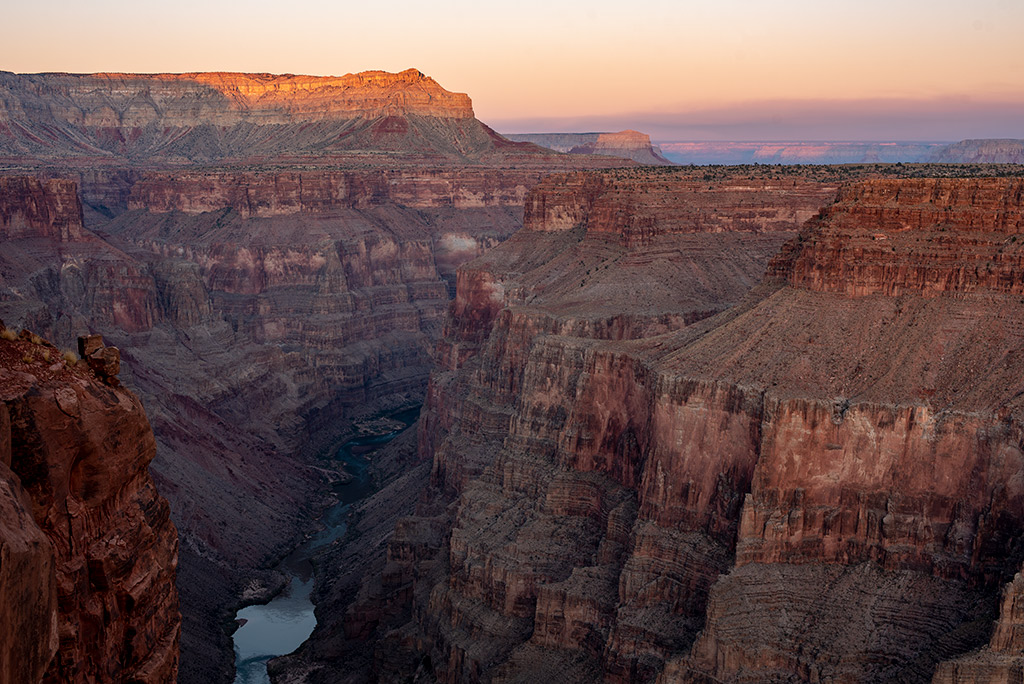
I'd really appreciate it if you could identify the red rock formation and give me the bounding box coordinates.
[267,167,831,681]
[0,66,632,683]
[0,69,574,164]
[0,176,83,241]
[327,173,1024,684]
[771,178,1024,296]
[0,326,179,682]
[127,168,544,215]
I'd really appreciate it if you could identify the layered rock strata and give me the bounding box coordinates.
[274,167,840,681]
[332,175,1024,683]
[0,324,180,682]
[0,67,628,682]
[0,69,572,165]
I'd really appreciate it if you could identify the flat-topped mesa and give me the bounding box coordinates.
[592,129,652,148]
[0,68,509,163]
[523,169,837,245]
[0,68,474,124]
[0,177,83,241]
[770,177,1024,296]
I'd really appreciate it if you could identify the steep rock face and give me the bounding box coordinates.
[0,168,551,682]
[0,69,473,124]
[771,178,1024,296]
[0,326,179,682]
[351,174,1024,684]
[0,458,57,684]
[0,66,631,682]
[127,168,542,215]
[0,69,563,164]
[279,167,835,681]
[0,176,83,241]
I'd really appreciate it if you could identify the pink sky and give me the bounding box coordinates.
[3,0,1022,140]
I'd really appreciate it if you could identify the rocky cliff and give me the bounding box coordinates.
[274,166,841,681]
[0,324,180,682]
[295,173,1024,683]
[0,152,624,681]
[0,69,555,164]
[0,67,630,682]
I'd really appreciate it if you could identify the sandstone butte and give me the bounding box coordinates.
[0,324,180,683]
[268,171,1024,684]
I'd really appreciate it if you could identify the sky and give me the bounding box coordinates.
[3,0,1023,140]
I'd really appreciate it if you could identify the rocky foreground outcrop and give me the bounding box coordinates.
[289,173,1024,683]
[0,324,179,682]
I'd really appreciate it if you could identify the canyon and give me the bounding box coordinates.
[4,66,1024,684]
[274,169,1024,684]
[0,68,628,683]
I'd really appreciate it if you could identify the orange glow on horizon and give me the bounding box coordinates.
[2,0,1021,138]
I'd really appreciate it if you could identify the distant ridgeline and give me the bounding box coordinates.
[504,130,674,165]
[655,139,1024,165]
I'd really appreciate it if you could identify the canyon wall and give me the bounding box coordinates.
[0,325,179,683]
[277,167,843,681]
[0,67,631,682]
[295,172,1024,683]
[0,169,532,681]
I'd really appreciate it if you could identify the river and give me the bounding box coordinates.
[232,409,419,684]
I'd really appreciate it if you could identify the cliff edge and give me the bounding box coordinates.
[0,324,180,683]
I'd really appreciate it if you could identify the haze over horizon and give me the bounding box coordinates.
[3,0,1022,141]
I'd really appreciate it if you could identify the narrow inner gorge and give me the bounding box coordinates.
[232,407,421,684]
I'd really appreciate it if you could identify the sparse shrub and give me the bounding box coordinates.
[22,351,33,363]
[63,350,78,364]
[40,348,51,363]
[1,328,16,341]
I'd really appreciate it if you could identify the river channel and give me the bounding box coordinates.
[232,409,419,684]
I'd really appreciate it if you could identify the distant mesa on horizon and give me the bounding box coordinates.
[0,67,476,120]
[504,130,673,166]
[655,139,1024,165]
